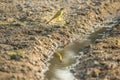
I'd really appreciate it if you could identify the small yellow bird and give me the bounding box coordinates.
[54,50,63,62]
[46,8,64,24]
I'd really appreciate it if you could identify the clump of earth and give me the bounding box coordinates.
[0,0,120,80]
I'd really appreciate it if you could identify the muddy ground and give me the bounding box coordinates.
[0,0,120,80]
[72,22,120,80]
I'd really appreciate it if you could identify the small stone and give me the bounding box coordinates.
[92,68,101,77]
[29,36,36,40]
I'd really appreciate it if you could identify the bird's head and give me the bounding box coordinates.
[60,8,64,11]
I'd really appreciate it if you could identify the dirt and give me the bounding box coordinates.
[72,23,120,80]
[0,0,120,80]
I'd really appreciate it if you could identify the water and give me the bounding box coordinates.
[45,40,91,80]
[44,17,119,80]
[49,68,74,80]
[45,29,110,80]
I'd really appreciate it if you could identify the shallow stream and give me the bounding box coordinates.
[44,17,119,80]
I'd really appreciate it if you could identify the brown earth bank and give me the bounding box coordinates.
[72,22,120,80]
[0,0,120,80]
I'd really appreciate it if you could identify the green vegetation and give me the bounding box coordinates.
[7,51,24,55]
[7,51,25,60]
[0,20,8,25]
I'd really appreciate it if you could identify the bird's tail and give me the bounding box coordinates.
[46,18,53,24]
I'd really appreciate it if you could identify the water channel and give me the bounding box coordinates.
[44,18,119,80]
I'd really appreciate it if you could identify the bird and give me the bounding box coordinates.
[54,50,63,62]
[46,8,64,24]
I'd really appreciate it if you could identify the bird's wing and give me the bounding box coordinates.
[46,10,62,24]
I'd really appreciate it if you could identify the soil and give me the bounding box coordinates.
[0,0,120,80]
[72,23,120,80]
